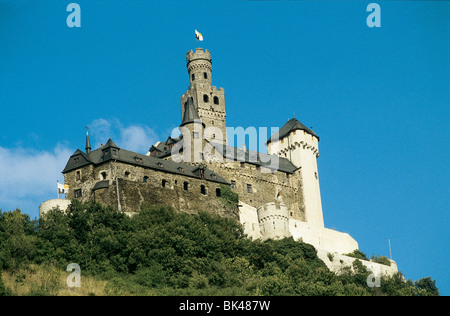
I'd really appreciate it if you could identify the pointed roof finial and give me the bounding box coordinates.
[85,126,91,154]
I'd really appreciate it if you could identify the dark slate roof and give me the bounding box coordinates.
[92,180,109,191]
[267,118,319,144]
[180,97,204,127]
[149,136,182,158]
[62,139,228,185]
[209,142,299,174]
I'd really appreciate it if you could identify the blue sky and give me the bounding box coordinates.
[0,0,448,294]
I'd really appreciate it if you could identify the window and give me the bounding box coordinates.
[191,74,195,81]
[184,181,189,191]
[178,167,184,173]
[200,185,206,195]
[231,180,236,190]
[76,170,81,181]
[203,72,208,79]
[203,94,209,103]
[314,172,318,179]
[74,189,82,198]
[74,157,79,164]
[162,179,167,188]
[216,188,221,197]
[240,162,245,168]
[135,156,143,163]
[143,176,149,183]
[157,162,164,168]
[199,168,205,179]
[247,184,253,193]
[214,96,219,105]
[125,171,130,178]
[211,174,217,180]
[101,172,107,180]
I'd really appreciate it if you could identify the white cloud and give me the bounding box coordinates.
[88,118,158,154]
[0,143,72,217]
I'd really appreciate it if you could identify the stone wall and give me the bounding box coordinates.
[64,160,236,218]
[204,159,306,221]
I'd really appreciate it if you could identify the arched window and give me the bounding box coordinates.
[203,94,209,103]
[214,96,219,105]
[215,188,221,197]
[203,72,208,79]
[143,176,149,183]
[101,172,107,180]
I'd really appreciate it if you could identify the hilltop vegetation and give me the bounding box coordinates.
[0,201,439,296]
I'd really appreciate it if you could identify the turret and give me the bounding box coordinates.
[267,118,324,228]
[179,97,205,163]
[181,48,227,145]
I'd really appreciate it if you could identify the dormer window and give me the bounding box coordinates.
[178,167,184,173]
[157,162,164,168]
[74,157,79,164]
[135,156,143,163]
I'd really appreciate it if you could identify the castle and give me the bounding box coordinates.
[40,47,398,277]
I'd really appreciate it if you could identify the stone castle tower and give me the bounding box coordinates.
[180,48,227,145]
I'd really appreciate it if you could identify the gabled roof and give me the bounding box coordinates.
[267,118,319,144]
[209,142,299,174]
[62,139,228,185]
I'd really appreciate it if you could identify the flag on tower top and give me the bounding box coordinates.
[195,29,203,41]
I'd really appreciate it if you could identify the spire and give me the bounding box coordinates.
[85,127,91,154]
[180,97,204,127]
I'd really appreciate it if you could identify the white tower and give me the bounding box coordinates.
[267,118,324,228]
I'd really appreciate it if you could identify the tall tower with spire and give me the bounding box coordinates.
[181,48,227,145]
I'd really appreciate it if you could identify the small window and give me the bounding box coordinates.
[314,172,318,179]
[211,174,217,180]
[247,184,253,193]
[162,179,167,188]
[157,162,164,168]
[178,167,184,173]
[191,74,195,81]
[74,157,79,164]
[74,189,82,198]
[184,181,189,191]
[216,188,221,197]
[240,162,245,168]
[101,172,107,180]
[214,96,219,105]
[286,173,290,179]
[125,171,130,178]
[203,94,209,103]
[231,180,236,190]
[200,185,206,195]
[203,72,208,79]
[143,176,149,183]
[76,170,81,181]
